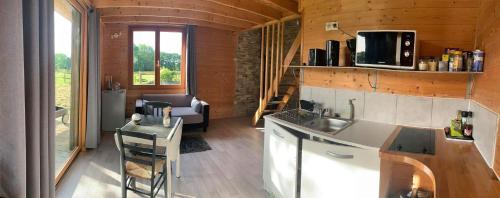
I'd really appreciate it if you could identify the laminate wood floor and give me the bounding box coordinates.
[56,117,265,198]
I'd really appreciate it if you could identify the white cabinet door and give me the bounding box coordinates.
[300,139,380,198]
[263,120,298,198]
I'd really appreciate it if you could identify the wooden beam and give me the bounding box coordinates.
[101,16,243,31]
[275,23,280,97]
[264,26,270,102]
[283,29,301,69]
[99,7,255,28]
[93,0,269,24]
[206,0,282,20]
[261,0,298,14]
[270,24,275,98]
[55,0,72,20]
[259,27,265,112]
[246,14,300,31]
[280,21,284,79]
[79,0,93,8]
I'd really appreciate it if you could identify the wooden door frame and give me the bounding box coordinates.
[55,0,89,185]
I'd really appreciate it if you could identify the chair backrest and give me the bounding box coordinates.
[166,119,183,160]
[144,101,171,117]
[116,129,158,179]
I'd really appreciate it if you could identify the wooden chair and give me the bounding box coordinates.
[143,101,171,117]
[116,129,166,198]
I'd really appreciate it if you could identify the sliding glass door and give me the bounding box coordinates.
[54,0,84,182]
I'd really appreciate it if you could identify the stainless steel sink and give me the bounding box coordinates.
[303,117,353,134]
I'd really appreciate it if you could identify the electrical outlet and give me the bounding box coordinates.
[325,21,339,31]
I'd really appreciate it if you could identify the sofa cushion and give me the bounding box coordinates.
[191,97,202,113]
[171,107,203,124]
[142,94,193,107]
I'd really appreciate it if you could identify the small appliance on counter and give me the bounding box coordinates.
[355,30,417,70]
[325,40,340,66]
[308,48,326,66]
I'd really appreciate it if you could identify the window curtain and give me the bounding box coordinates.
[0,0,56,197]
[86,8,101,148]
[186,25,197,96]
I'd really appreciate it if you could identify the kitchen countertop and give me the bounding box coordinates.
[379,127,500,197]
[266,109,500,197]
[265,109,397,150]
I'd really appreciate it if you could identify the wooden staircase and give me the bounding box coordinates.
[252,20,301,126]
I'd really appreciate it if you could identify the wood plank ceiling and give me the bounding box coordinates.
[94,0,299,31]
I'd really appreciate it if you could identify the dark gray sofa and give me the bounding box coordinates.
[135,94,209,132]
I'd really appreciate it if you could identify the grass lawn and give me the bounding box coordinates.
[133,70,182,85]
[55,71,71,109]
[133,71,155,85]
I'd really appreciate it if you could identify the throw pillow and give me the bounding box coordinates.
[191,97,202,113]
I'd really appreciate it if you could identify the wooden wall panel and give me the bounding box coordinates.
[376,72,467,98]
[472,0,500,176]
[195,26,237,119]
[303,68,373,91]
[100,23,236,119]
[300,0,479,98]
[303,68,468,98]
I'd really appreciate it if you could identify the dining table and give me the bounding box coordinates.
[116,115,183,198]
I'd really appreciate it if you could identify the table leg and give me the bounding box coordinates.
[163,163,168,197]
[166,160,172,198]
[176,150,181,178]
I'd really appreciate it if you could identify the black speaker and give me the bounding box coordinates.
[326,40,340,66]
[308,48,326,66]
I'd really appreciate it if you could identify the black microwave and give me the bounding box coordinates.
[355,30,417,70]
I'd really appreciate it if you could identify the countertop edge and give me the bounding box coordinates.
[379,127,500,197]
[264,115,393,150]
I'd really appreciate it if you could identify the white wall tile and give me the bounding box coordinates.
[335,89,364,119]
[396,95,433,128]
[470,100,499,168]
[431,98,468,129]
[300,86,312,101]
[364,92,397,124]
[310,87,335,114]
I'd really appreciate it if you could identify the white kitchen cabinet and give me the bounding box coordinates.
[263,120,299,198]
[300,139,380,198]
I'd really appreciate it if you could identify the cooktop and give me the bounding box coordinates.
[389,127,435,155]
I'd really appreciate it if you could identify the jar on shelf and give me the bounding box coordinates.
[438,61,448,71]
[428,57,438,71]
[452,51,463,72]
[418,58,429,71]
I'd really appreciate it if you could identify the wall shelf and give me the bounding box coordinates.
[290,66,483,74]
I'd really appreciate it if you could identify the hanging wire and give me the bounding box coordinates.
[339,27,356,39]
[368,70,378,91]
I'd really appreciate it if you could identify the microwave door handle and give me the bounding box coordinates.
[395,32,402,66]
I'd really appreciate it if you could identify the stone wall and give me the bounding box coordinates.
[234,19,301,117]
[234,29,262,117]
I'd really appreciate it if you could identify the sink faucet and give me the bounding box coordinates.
[313,103,329,118]
[349,98,356,121]
[319,108,329,118]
